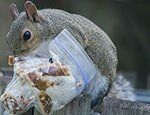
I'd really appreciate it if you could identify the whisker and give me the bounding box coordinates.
[0,50,12,56]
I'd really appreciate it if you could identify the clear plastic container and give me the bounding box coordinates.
[1,29,97,114]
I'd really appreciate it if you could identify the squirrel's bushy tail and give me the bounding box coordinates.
[107,75,136,101]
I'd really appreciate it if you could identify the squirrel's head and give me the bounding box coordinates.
[7,1,52,57]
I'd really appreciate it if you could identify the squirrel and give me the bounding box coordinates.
[5,1,135,114]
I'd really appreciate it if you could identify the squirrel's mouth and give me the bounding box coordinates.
[21,50,27,54]
[12,50,28,57]
[20,50,31,56]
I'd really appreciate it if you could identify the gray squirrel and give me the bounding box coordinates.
[6,1,135,114]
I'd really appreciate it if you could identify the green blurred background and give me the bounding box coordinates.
[0,0,149,89]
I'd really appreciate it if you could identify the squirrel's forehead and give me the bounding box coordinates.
[11,13,27,29]
[7,15,26,41]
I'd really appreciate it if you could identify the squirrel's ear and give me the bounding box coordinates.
[24,1,41,22]
[9,4,19,20]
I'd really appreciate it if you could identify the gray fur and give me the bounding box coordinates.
[7,9,117,80]
[6,2,135,112]
[108,75,136,101]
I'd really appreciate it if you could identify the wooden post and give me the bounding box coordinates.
[102,97,150,115]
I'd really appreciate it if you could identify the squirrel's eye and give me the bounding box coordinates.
[23,31,31,41]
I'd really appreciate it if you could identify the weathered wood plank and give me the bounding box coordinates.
[102,97,150,115]
[135,90,150,104]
